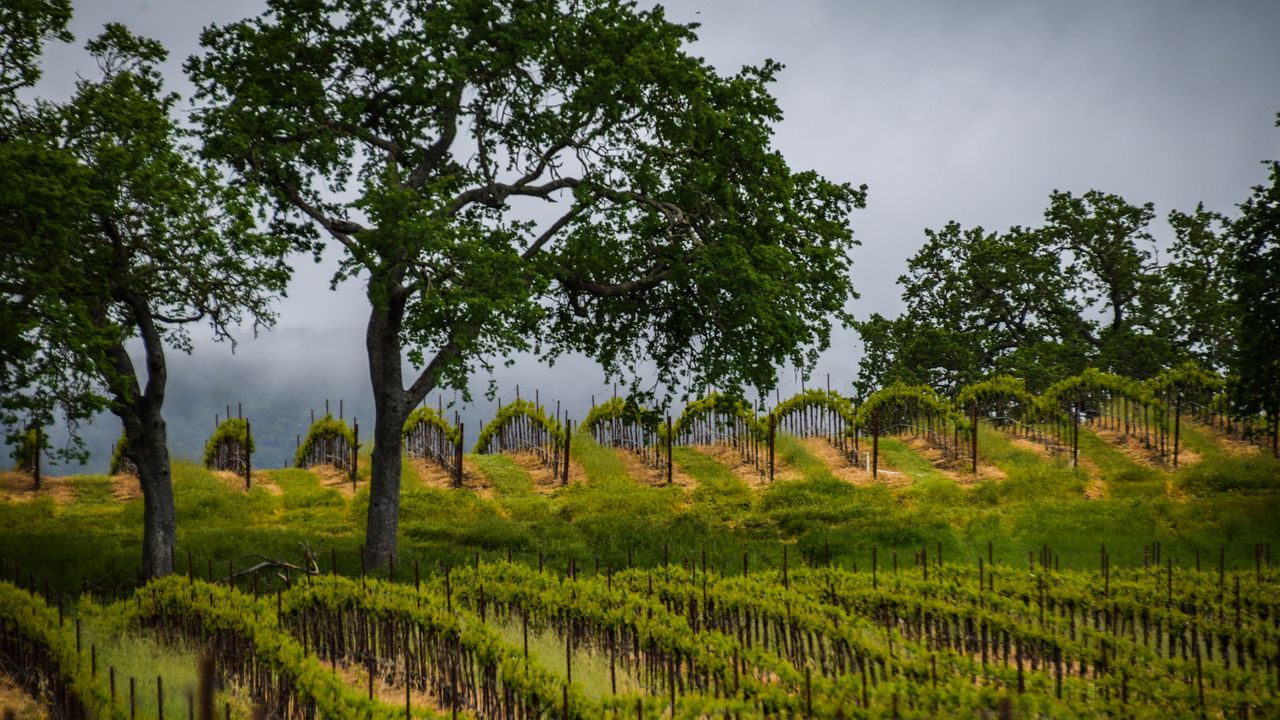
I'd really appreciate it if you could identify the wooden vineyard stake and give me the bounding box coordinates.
[351,420,359,487]
[454,422,464,488]
[33,426,41,491]
[666,416,674,485]
[872,417,880,479]
[768,413,776,482]
[244,419,252,490]
[1072,397,1080,468]
[562,419,571,486]
[971,402,979,474]
[1173,393,1182,468]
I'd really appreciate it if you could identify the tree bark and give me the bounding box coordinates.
[122,406,176,577]
[364,300,410,567]
[100,296,177,579]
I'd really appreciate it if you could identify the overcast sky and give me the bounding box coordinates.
[22,0,1280,470]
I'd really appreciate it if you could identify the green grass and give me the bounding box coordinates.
[1177,452,1280,495]
[673,447,752,525]
[77,598,252,719]
[773,434,837,480]
[69,475,116,505]
[488,617,645,700]
[1075,427,1165,498]
[466,453,535,496]
[1,423,1277,600]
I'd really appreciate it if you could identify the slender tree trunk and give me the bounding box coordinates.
[364,302,410,566]
[101,300,177,579]
[123,407,176,578]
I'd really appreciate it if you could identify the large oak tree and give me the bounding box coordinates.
[1,22,289,576]
[188,0,866,564]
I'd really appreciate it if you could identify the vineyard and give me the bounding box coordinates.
[5,0,1278,715]
[1,551,1277,719]
[1,366,1278,718]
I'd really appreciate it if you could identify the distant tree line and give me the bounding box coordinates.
[855,138,1280,428]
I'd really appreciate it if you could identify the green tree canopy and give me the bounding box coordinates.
[1043,189,1176,378]
[0,0,71,116]
[1230,117,1280,451]
[188,0,867,563]
[857,189,1186,395]
[854,221,1089,395]
[1166,204,1238,372]
[1,23,290,576]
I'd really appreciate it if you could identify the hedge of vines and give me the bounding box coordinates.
[472,398,564,454]
[0,581,125,718]
[203,417,254,469]
[581,396,671,475]
[109,432,136,476]
[24,536,1273,720]
[581,396,663,435]
[293,414,356,470]
[402,405,461,446]
[10,426,42,473]
[671,393,762,441]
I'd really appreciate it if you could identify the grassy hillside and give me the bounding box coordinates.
[1,423,1276,597]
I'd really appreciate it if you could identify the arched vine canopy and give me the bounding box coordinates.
[954,375,1041,423]
[203,417,254,468]
[402,405,461,445]
[294,414,356,468]
[767,389,857,428]
[855,382,968,432]
[472,398,564,454]
[1147,361,1223,396]
[1039,368,1165,415]
[581,396,664,434]
[109,432,134,476]
[10,427,43,473]
[671,393,761,439]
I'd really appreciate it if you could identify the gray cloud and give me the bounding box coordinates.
[15,0,1279,472]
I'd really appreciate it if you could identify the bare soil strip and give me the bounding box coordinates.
[902,436,1006,486]
[0,672,48,719]
[1183,419,1264,457]
[0,470,142,504]
[689,444,773,488]
[1088,426,1185,469]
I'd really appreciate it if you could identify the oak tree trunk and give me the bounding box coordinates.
[122,403,176,578]
[364,302,410,567]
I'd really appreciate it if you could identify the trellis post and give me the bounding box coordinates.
[244,419,252,490]
[561,419,571,486]
[351,420,359,487]
[33,426,41,491]
[768,413,776,482]
[454,422,464,488]
[970,403,978,474]
[1173,393,1182,468]
[1071,397,1080,469]
[872,416,880,479]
